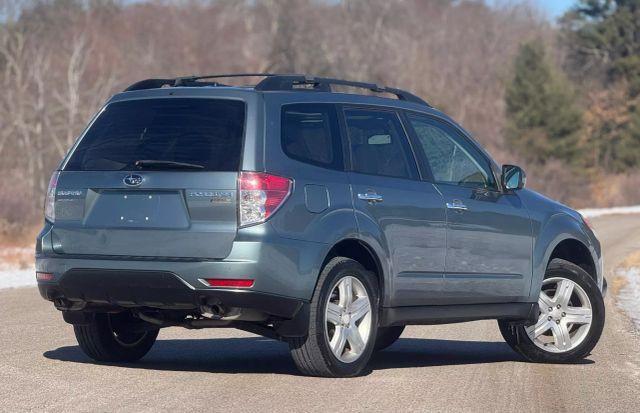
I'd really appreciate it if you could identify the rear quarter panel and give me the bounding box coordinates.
[260,94,357,246]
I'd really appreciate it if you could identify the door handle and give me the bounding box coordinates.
[446,199,468,211]
[357,192,384,203]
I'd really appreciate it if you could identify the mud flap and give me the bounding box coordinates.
[62,311,95,326]
[274,302,310,338]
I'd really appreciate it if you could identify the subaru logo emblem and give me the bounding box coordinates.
[123,174,144,187]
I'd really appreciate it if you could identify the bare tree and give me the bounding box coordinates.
[0,0,625,224]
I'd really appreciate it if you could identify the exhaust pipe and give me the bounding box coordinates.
[200,304,226,319]
[135,311,232,329]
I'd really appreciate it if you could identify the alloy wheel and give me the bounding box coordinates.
[324,276,372,363]
[526,277,593,353]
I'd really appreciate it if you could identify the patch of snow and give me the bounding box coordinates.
[616,267,640,330]
[0,266,36,289]
[578,205,640,218]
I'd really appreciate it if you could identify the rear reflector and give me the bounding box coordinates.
[36,272,55,282]
[581,214,594,230]
[204,278,254,288]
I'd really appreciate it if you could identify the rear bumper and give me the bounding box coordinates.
[36,221,329,301]
[38,268,304,319]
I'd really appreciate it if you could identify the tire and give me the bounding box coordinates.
[498,258,605,363]
[288,257,379,377]
[74,312,159,362]
[374,326,405,351]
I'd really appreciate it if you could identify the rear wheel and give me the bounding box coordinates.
[499,259,604,363]
[74,312,159,362]
[374,326,405,351]
[288,257,379,377]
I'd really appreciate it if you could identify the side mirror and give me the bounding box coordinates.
[502,164,526,191]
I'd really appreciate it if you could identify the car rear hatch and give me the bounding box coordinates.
[50,97,245,260]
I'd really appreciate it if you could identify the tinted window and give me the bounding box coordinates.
[281,104,343,169]
[345,108,417,179]
[65,98,245,171]
[407,114,496,189]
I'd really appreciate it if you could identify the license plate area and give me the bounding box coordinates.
[85,190,189,229]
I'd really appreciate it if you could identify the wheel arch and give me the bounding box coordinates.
[532,213,601,299]
[549,239,597,282]
[320,238,386,304]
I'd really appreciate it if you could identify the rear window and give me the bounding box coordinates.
[65,98,245,171]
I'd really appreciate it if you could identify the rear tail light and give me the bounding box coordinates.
[238,171,292,227]
[36,272,55,282]
[44,171,59,222]
[203,278,254,288]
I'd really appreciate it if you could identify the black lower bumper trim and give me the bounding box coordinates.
[39,268,305,320]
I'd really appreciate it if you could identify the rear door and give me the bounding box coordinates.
[343,106,446,306]
[404,112,533,304]
[52,97,246,259]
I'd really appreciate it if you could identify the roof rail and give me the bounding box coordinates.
[123,73,280,91]
[123,73,430,106]
[255,75,430,106]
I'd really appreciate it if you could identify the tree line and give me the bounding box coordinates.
[505,0,640,204]
[0,0,638,230]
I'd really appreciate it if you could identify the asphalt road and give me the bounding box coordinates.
[1,215,639,412]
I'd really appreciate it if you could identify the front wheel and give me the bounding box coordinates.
[499,259,605,363]
[74,312,159,362]
[288,257,379,377]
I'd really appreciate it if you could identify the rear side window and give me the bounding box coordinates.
[344,108,417,179]
[65,98,245,171]
[281,104,343,169]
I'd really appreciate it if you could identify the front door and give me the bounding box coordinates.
[343,107,447,306]
[404,112,533,304]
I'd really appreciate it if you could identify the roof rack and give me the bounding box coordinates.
[123,73,430,106]
[123,73,279,91]
[255,75,429,106]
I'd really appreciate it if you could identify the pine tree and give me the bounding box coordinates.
[561,0,640,172]
[505,40,583,165]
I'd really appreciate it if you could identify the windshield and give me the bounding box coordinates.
[65,98,245,171]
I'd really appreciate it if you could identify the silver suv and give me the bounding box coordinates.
[36,74,605,377]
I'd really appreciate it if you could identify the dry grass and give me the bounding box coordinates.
[610,275,629,297]
[0,220,39,248]
[621,251,640,268]
[611,251,640,296]
[589,172,640,208]
[0,220,38,270]
[0,247,33,270]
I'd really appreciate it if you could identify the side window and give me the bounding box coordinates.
[344,108,417,179]
[407,113,496,189]
[281,104,343,169]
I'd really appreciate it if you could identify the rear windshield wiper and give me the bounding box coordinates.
[133,160,205,170]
